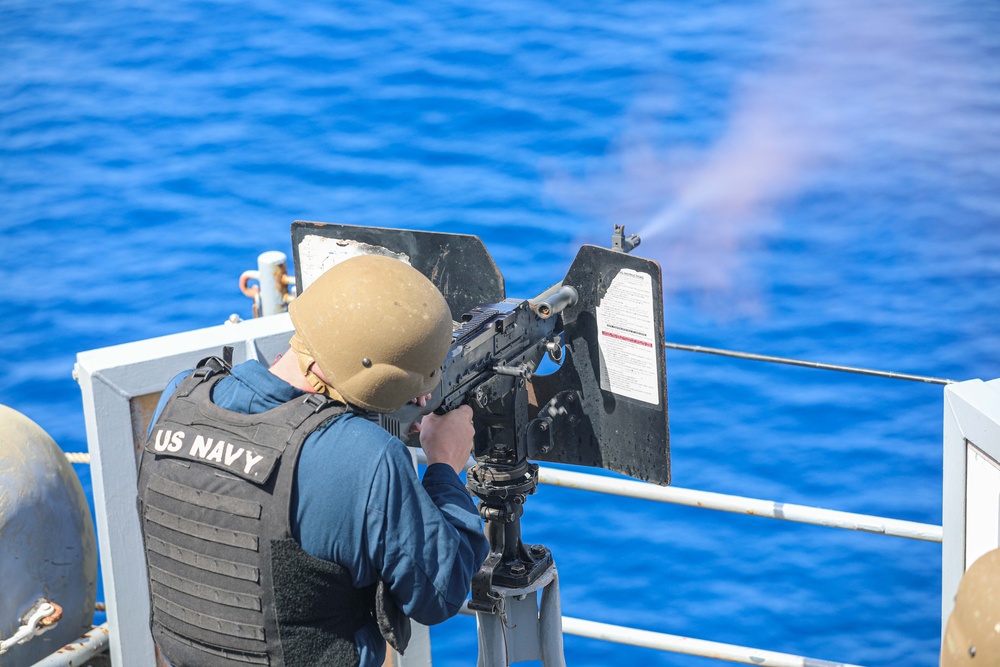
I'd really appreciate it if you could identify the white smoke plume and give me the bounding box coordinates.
[546,0,996,315]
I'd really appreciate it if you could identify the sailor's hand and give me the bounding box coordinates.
[418,405,474,474]
[406,394,434,434]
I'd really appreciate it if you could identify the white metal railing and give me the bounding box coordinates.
[558,617,863,667]
[456,606,865,667]
[536,467,942,542]
[417,452,942,543]
[30,624,110,667]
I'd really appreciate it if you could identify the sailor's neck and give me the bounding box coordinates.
[268,347,316,393]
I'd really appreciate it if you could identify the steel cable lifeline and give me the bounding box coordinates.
[664,342,957,385]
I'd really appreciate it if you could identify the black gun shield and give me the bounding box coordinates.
[291,221,505,320]
[531,245,670,486]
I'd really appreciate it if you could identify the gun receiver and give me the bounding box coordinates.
[384,293,570,462]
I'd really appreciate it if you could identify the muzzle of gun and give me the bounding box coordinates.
[533,284,579,319]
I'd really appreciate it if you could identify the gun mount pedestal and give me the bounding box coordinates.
[474,565,566,667]
[467,461,552,610]
[467,460,565,667]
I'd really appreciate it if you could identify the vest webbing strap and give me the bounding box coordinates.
[145,505,259,551]
[152,598,267,655]
[175,361,228,398]
[148,473,262,519]
[150,565,262,612]
[147,535,260,583]
[153,597,265,642]
[157,627,269,665]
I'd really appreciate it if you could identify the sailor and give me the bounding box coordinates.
[940,547,1000,666]
[137,254,489,667]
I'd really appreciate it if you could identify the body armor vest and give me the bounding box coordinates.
[136,359,374,667]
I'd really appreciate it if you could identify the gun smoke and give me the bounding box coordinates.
[546,0,998,315]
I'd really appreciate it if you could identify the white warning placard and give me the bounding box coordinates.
[596,268,660,405]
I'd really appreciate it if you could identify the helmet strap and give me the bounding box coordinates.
[289,333,347,404]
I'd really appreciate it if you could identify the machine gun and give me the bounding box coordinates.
[291,220,670,626]
[384,288,583,609]
[384,288,576,457]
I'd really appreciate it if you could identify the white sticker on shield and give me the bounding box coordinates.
[596,268,659,405]
[298,234,411,291]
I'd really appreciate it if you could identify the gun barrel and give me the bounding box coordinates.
[535,285,578,319]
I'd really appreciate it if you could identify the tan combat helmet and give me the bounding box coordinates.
[941,547,1000,666]
[287,254,453,413]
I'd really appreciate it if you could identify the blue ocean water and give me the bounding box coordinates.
[2,1,999,665]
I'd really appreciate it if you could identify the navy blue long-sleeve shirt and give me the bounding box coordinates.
[149,360,489,666]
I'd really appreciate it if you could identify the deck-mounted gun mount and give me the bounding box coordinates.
[292,220,669,665]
